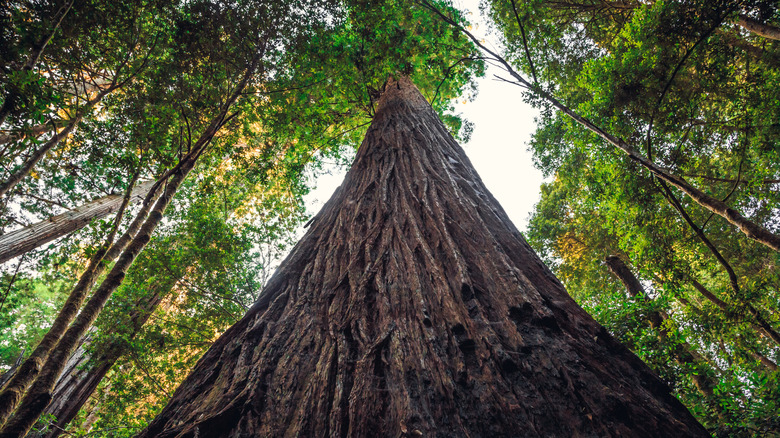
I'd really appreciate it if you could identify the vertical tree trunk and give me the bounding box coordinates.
[0,177,157,428]
[138,77,707,438]
[0,180,155,265]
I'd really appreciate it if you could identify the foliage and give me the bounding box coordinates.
[482,0,780,434]
[0,0,483,435]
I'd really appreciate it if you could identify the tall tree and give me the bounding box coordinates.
[137,77,706,437]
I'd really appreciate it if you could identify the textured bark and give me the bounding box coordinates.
[604,256,719,402]
[0,180,155,264]
[139,77,706,438]
[0,178,158,428]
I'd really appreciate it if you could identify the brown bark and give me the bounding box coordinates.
[0,53,261,437]
[604,256,719,401]
[0,180,155,264]
[0,177,158,428]
[422,2,780,253]
[0,154,185,438]
[737,14,780,41]
[138,77,706,438]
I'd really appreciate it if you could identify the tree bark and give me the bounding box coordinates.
[138,77,707,438]
[0,180,155,265]
[737,14,780,41]
[35,280,172,438]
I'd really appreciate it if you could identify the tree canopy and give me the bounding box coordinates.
[0,0,779,436]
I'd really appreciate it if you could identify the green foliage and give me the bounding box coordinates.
[490,0,780,433]
[0,0,484,435]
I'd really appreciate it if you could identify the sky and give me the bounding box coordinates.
[303,1,544,233]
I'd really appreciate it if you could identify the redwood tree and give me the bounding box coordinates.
[137,77,706,437]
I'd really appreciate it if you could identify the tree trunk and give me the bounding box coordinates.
[737,14,780,40]
[604,256,720,404]
[138,77,707,438]
[36,281,171,438]
[0,51,261,437]
[0,180,155,265]
[0,177,158,428]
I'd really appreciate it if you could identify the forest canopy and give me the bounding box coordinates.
[0,0,778,436]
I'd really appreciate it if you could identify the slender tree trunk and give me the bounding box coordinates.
[750,350,779,371]
[0,180,155,264]
[0,156,187,438]
[138,77,707,438]
[37,280,172,438]
[0,124,56,148]
[737,14,780,40]
[0,53,261,437]
[0,177,157,427]
[604,256,720,402]
[423,3,780,253]
[0,121,78,199]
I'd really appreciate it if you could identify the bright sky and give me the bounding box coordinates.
[304,1,543,232]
